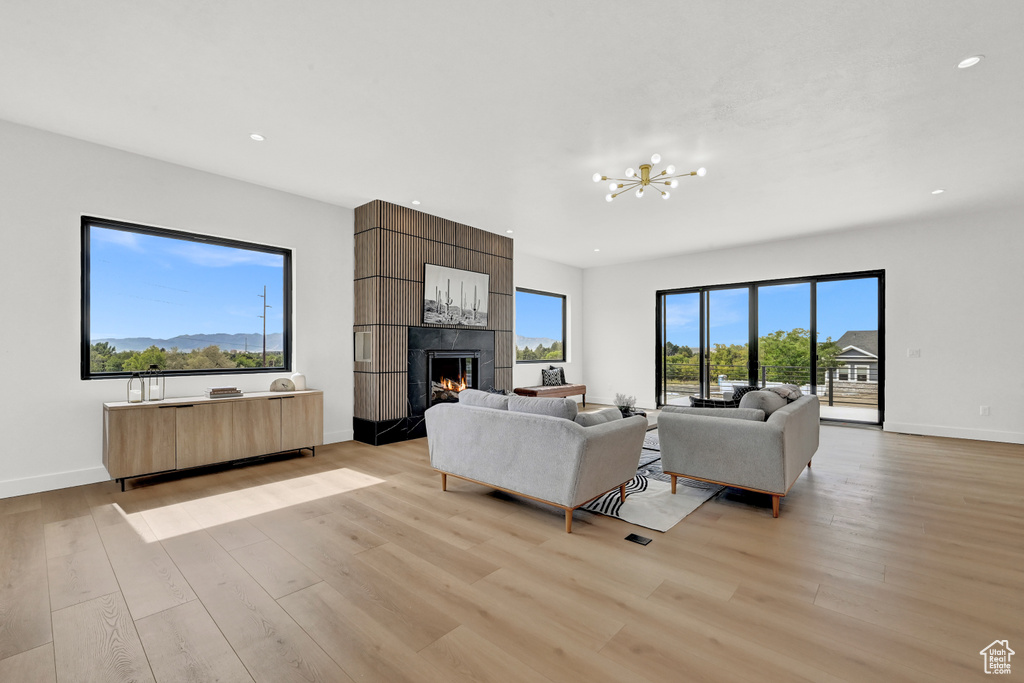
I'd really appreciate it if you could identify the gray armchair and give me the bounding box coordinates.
[657,394,820,517]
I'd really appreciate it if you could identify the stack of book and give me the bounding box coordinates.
[205,386,242,399]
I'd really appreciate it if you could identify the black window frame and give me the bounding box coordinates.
[81,216,293,380]
[514,287,567,364]
[655,269,885,425]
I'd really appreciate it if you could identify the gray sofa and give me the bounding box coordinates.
[657,391,820,517]
[424,390,648,532]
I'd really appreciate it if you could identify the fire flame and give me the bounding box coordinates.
[439,375,467,392]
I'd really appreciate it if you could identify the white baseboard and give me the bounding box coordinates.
[884,422,1024,445]
[324,429,353,445]
[0,466,110,500]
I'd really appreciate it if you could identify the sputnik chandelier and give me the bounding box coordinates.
[592,153,706,202]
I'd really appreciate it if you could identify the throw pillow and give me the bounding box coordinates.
[574,408,623,427]
[738,390,787,416]
[508,395,579,420]
[541,369,562,386]
[689,396,741,408]
[765,384,802,402]
[731,385,761,402]
[548,365,566,384]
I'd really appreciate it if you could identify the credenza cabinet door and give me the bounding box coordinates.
[104,407,176,478]
[175,402,234,470]
[231,398,282,458]
[281,394,324,451]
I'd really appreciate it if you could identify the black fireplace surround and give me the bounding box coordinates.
[353,327,495,445]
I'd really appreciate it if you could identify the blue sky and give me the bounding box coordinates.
[665,278,878,348]
[515,290,563,340]
[90,227,285,340]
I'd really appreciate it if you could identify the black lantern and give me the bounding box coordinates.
[127,372,144,403]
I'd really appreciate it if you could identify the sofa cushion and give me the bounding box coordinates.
[574,408,623,427]
[660,405,766,422]
[738,390,788,416]
[508,394,579,420]
[459,388,509,410]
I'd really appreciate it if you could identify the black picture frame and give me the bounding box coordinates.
[423,263,489,327]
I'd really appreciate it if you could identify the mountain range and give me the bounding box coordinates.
[516,335,558,350]
[93,333,283,353]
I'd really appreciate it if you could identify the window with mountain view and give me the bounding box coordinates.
[82,217,291,379]
[515,288,565,362]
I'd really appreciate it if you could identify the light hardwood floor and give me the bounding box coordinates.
[0,426,1021,682]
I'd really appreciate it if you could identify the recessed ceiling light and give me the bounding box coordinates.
[931,189,945,195]
[958,55,983,69]
[594,248,600,252]
[411,200,421,205]
[249,133,265,142]
[506,230,513,234]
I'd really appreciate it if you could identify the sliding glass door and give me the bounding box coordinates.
[657,271,884,424]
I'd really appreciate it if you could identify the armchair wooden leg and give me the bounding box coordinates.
[670,474,677,494]
[441,473,447,491]
[565,509,573,533]
[807,459,812,468]
[620,483,626,502]
[771,494,780,518]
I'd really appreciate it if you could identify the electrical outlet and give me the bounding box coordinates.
[907,348,921,358]
[980,406,990,416]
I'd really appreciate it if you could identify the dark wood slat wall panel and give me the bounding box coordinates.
[495,331,513,368]
[354,200,514,440]
[380,326,408,373]
[379,373,408,421]
[494,368,513,392]
[487,293,512,332]
[354,230,380,279]
[380,231,456,280]
[354,372,378,421]
[354,278,379,325]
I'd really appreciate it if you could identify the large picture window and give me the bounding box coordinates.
[82,217,291,379]
[515,288,566,363]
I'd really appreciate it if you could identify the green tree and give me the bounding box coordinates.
[122,346,167,372]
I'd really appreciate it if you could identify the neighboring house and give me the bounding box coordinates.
[833,330,879,382]
[979,640,1014,674]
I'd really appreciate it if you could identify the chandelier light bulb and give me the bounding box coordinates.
[697,167,707,177]
[605,193,614,202]
[592,173,602,182]
[651,153,661,164]
[625,168,635,178]
[669,179,679,188]
[662,192,671,200]
[635,187,644,198]
[609,182,618,191]
[666,165,676,174]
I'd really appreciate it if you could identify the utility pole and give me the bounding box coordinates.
[258,286,271,367]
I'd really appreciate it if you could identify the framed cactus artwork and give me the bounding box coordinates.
[423,264,489,327]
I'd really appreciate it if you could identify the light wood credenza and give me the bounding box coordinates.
[103,390,323,490]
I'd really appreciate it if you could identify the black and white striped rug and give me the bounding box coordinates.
[580,429,722,532]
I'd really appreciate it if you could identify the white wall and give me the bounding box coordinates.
[0,120,354,498]
[583,207,1024,444]
[512,252,584,396]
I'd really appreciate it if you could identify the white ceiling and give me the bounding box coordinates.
[2,1,1022,267]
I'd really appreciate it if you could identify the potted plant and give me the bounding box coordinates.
[614,393,636,417]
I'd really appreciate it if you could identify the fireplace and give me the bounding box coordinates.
[427,350,479,405]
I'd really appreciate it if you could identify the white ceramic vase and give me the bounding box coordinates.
[290,372,307,390]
